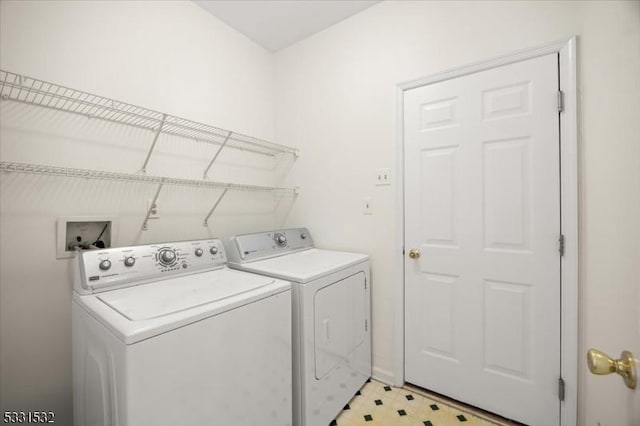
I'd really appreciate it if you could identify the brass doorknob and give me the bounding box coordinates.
[587,348,636,389]
[408,249,421,259]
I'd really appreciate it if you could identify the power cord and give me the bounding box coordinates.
[92,223,109,249]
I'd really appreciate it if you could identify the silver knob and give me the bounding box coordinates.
[300,232,307,240]
[195,248,203,257]
[124,257,135,267]
[159,249,176,265]
[99,259,111,271]
[210,246,219,255]
[275,233,287,246]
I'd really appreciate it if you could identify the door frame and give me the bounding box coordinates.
[392,37,578,425]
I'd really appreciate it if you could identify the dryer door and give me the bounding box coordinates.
[314,271,367,379]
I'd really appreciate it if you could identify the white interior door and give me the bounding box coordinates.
[404,53,561,425]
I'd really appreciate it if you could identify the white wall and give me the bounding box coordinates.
[579,3,640,424]
[274,1,640,425]
[0,1,280,424]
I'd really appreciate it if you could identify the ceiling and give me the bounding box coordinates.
[194,1,380,52]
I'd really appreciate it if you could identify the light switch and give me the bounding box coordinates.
[376,168,391,186]
[363,197,373,215]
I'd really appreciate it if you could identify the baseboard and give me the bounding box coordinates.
[371,366,396,385]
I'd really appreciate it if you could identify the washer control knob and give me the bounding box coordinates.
[195,248,204,257]
[300,232,307,240]
[274,233,287,246]
[210,246,219,255]
[99,259,112,271]
[124,257,135,267]
[159,249,176,265]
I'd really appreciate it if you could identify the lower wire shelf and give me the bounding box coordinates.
[0,161,297,194]
[0,161,298,230]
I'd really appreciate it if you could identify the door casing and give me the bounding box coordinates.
[391,37,578,426]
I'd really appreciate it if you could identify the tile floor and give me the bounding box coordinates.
[331,379,511,426]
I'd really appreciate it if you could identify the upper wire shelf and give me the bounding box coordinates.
[0,69,298,158]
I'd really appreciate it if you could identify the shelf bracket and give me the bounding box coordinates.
[141,181,164,231]
[203,187,229,227]
[203,131,232,178]
[140,113,167,173]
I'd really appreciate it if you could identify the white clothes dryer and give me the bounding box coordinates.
[225,228,371,426]
[72,238,292,426]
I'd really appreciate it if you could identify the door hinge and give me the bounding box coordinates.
[365,319,368,332]
[558,377,565,401]
[558,90,564,112]
[559,234,565,257]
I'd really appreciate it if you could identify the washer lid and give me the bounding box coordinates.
[230,248,369,283]
[98,268,274,320]
[74,268,290,344]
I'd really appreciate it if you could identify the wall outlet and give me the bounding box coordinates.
[147,199,160,219]
[56,216,118,259]
[363,197,373,215]
[375,168,391,186]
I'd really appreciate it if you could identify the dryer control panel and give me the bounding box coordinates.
[75,239,226,294]
[226,228,313,263]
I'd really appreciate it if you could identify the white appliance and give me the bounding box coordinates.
[72,238,292,426]
[225,228,371,426]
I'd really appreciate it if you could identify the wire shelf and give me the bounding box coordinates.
[0,161,298,194]
[0,69,298,157]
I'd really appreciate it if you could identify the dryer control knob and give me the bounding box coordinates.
[274,233,287,246]
[210,246,219,255]
[99,259,112,271]
[124,257,135,267]
[300,232,307,240]
[195,248,203,257]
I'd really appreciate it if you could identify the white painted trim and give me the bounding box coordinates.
[559,36,579,426]
[398,38,573,91]
[372,366,396,386]
[394,37,579,426]
[393,83,406,387]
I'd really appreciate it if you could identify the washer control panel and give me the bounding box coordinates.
[226,228,313,263]
[75,239,226,294]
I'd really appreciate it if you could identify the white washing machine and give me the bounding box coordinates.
[225,228,371,426]
[72,238,292,426]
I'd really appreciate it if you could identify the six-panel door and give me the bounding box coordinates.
[404,53,561,425]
